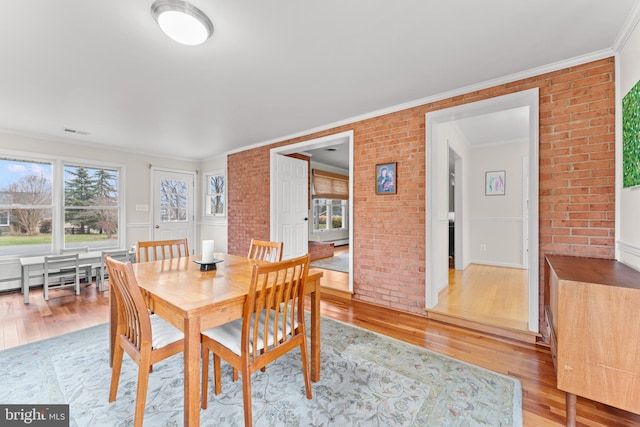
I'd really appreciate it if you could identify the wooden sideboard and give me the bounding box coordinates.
[544,255,640,426]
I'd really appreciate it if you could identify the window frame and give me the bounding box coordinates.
[62,161,123,250]
[203,169,226,218]
[0,150,125,259]
[312,198,348,233]
[0,210,9,226]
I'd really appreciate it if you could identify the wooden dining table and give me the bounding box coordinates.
[108,253,323,427]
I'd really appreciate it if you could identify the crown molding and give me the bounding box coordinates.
[225,49,617,158]
[612,0,640,52]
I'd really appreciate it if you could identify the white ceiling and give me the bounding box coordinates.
[454,107,530,147]
[306,142,351,171]
[0,1,637,161]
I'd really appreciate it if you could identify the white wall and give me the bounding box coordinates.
[199,155,229,253]
[0,131,199,290]
[440,123,472,270]
[618,21,640,270]
[430,122,471,292]
[469,141,528,268]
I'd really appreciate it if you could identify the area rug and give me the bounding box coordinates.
[310,253,349,273]
[0,315,522,426]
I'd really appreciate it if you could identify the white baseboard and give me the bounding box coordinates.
[468,259,526,269]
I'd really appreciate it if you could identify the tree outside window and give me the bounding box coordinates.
[64,165,120,248]
[159,178,188,222]
[0,158,53,255]
[205,171,225,217]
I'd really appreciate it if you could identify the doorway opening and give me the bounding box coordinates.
[270,130,354,293]
[425,88,539,334]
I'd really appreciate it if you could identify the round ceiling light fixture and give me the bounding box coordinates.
[151,0,213,46]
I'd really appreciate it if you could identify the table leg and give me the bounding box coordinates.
[566,392,576,427]
[310,279,321,382]
[184,317,201,427]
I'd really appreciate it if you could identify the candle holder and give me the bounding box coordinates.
[194,259,223,271]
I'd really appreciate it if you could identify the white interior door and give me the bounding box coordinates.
[151,169,194,253]
[274,155,308,259]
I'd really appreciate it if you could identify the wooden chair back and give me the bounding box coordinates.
[136,238,189,263]
[247,239,283,262]
[244,253,310,362]
[200,253,312,426]
[105,255,184,427]
[105,255,153,358]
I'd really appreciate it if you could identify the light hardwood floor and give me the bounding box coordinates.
[1,272,639,426]
[316,248,530,336]
[314,244,351,295]
[436,263,529,331]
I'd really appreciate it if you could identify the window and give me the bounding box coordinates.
[311,169,348,233]
[0,158,53,256]
[0,210,9,226]
[0,154,122,257]
[64,165,120,249]
[159,178,188,222]
[204,170,225,217]
[313,199,347,232]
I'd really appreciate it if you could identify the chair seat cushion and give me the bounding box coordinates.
[202,311,298,356]
[150,314,184,349]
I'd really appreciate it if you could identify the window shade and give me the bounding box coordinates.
[312,169,349,200]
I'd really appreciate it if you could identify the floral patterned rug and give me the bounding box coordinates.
[0,315,521,426]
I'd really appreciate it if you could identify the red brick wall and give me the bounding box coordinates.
[228,58,616,323]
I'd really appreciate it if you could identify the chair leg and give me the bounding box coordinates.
[241,366,253,427]
[201,345,209,409]
[134,356,152,427]
[299,338,313,399]
[232,367,239,382]
[214,354,222,395]
[109,343,124,402]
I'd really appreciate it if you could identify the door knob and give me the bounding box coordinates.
[155,225,160,229]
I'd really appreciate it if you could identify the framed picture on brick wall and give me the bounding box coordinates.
[485,170,505,196]
[376,162,396,194]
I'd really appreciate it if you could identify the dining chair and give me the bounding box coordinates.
[105,255,185,427]
[247,239,283,262]
[136,238,189,263]
[43,253,81,301]
[95,249,131,291]
[200,253,312,427]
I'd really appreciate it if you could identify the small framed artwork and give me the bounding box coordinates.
[485,170,505,196]
[376,162,397,194]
